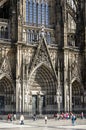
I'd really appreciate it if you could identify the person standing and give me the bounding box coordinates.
[45,115,48,124]
[71,114,76,126]
[81,112,84,119]
[20,114,24,125]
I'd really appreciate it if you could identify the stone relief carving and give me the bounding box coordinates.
[71,61,81,81]
[1,58,12,77]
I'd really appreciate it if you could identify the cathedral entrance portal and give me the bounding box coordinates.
[72,80,84,112]
[0,75,15,114]
[32,95,45,114]
[29,64,57,114]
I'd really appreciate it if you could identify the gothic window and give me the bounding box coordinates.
[27,30,30,43]
[26,0,29,23]
[26,0,50,26]
[42,0,45,25]
[38,2,42,25]
[67,13,76,46]
[30,30,33,42]
[5,27,8,39]
[32,30,34,41]
[46,2,49,26]
[46,32,51,44]
[1,26,4,38]
[33,0,37,24]
[29,0,33,24]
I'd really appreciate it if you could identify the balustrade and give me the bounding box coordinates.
[0,18,10,41]
[23,26,55,45]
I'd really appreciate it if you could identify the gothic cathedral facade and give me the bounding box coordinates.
[0,0,86,114]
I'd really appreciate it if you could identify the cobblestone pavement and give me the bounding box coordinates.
[0,118,86,130]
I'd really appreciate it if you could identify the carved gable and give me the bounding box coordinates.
[71,61,81,80]
[1,58,12,76]
[29,36,56,77]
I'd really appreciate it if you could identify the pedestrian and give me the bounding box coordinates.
[71,114,76,126]
[33,114,36,121]
[13,114,16,120]
[81,112,84,119]
[45,115,48,124]
[7,114,12,121]
[20,114,24,125]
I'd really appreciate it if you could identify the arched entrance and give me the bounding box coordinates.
[72,80,84,112]
[29,64,57,114]
[0,75,15,114]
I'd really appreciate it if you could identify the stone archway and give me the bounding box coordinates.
[72,80,84,112]
[28,64,57,114]
[0,74,15,114]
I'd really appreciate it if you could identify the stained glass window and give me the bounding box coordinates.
[26,0,49,26]
[26,0,29,23]
[33,0,37,24]
[42,0,45,25]
[46,2,49,26]
[38,3,42,25]
[29,0,33,24]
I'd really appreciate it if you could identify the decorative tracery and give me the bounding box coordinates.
[26,0,49,26]
[66,0,78,47]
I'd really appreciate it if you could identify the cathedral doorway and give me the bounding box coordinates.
[32,95,45,114]
[72,80,84,112]
[29,64,57,114]
[0,75,15,114]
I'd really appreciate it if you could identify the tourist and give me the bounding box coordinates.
[45,115,48,124]
[20,114,24,125]
[81,112,84,119]
[71,114,76,125]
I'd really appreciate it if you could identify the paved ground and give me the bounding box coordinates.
[0,118,86,130]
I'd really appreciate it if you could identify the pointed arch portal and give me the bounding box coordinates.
[0,74,15,114]
[72,80,84,112]
[29,64,57,114]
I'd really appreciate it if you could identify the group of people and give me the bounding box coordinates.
[54,112,84,125]
[7,113,24,125]
[7,113,16,121]
[7,112,84,125]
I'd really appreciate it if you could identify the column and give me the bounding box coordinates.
[16,79,22,113]
[38,93,41,115]
[64,51,69,112]
[57,59,61,113]
[69,83,72,111]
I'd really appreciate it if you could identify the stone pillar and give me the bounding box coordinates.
[57,59,61,112]
[16,44,22,112]
[16,45,22,79]
[16,79,22,113]
[69,80,72,112]
[64,23,68,47]
[38,93,42,115]
[64,50,69,112]
[17,0,24,42]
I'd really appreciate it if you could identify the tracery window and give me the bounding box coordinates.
[26,0,50,26]
[41,0,45,25]
[46,2,49,26]
[1,27,4,38]
[26,0,29,23]
[33,0,37,24]
[38,2,42,25]
[29,0,33,24]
